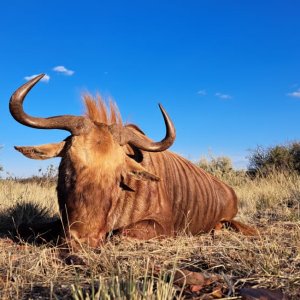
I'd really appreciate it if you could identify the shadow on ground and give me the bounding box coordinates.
[0,201,62,245]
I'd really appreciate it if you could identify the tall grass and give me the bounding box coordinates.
[0,170,299,299]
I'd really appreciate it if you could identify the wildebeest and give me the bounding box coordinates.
[10,74,256,247]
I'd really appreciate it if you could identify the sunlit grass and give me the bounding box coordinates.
[0,171,299,298]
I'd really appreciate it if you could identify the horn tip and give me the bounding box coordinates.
[37,73,46,79]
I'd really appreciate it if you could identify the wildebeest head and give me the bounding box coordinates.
[10,74,176,182]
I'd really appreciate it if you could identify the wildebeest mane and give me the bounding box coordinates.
[83,94,146,163]
[83,94,146,137]
[83,94,122,125]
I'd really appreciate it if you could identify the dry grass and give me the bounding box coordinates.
[0,172,299,299]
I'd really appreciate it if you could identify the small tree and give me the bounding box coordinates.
[197,156,233,176]
[248,142,300,176]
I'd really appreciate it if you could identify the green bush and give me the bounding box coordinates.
[248,142,300,177]
[196,155,250,186]
[197,156,233,176]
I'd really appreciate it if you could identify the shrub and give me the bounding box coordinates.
[248,142,300,177]
[197,156,233,175]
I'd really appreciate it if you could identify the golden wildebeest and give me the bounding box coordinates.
[10,74,256,247]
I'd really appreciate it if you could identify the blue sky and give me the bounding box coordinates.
[1,1,300,176]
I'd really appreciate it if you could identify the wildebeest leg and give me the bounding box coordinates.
[213,220,258,236]
[121,220,173,240]
[223,220,258,235]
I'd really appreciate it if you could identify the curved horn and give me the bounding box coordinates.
[124,104,176,152]
[9,74,89,135]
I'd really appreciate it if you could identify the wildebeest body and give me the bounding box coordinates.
[56,138,238,245]
[10,74,255,248]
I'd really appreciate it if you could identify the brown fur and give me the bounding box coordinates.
[83,94,122,125]
[15,95,257,248]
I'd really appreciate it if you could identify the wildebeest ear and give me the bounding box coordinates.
[125,156,160,181]
[14,141,66,160]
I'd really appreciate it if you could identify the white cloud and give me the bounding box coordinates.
[215,92,232,100]
[288,89,300,98]
[197,90,207,96]
[24,74,50,82]
[53,65,74,76]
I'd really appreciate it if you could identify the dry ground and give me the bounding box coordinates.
[0,172,299,299]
